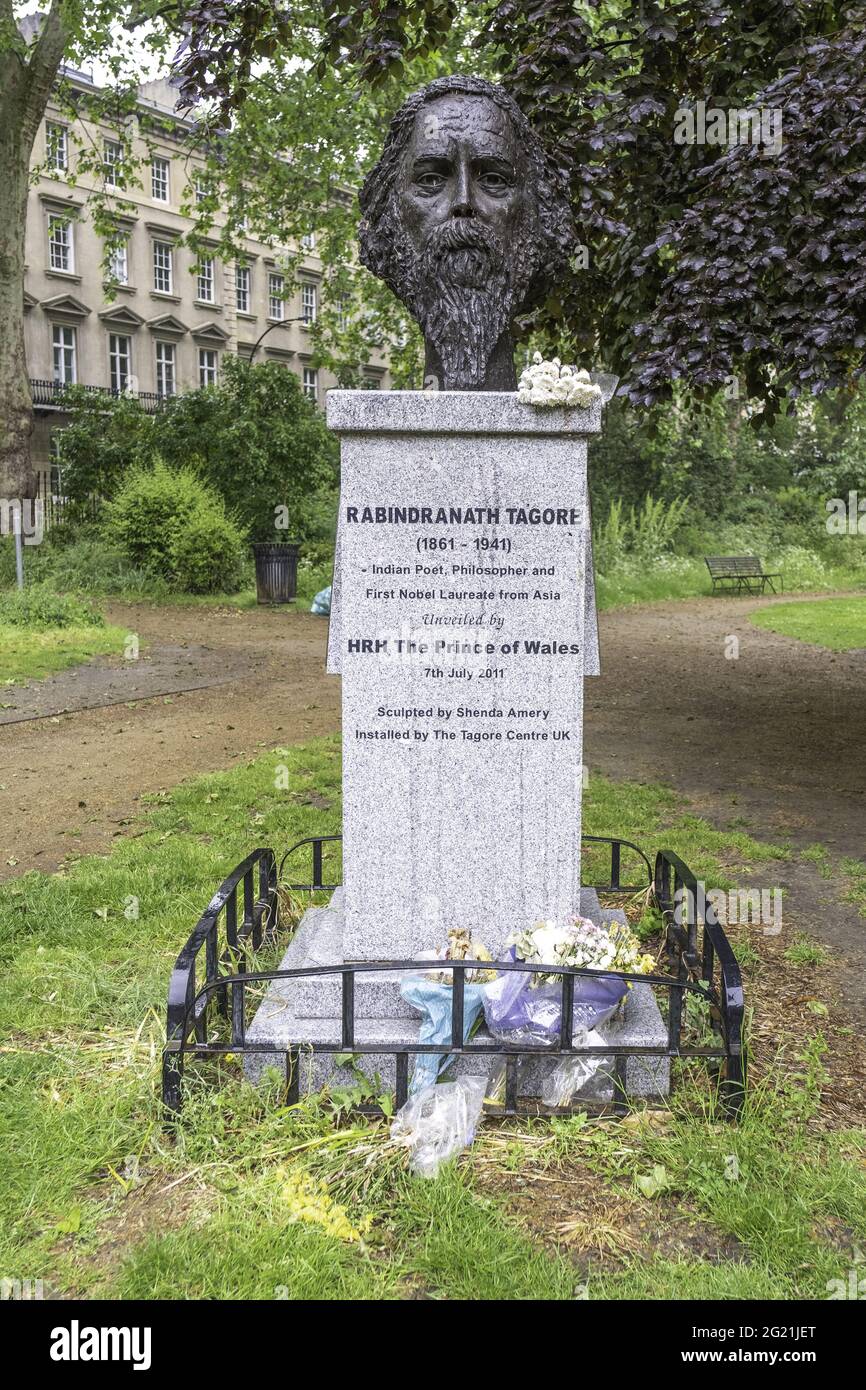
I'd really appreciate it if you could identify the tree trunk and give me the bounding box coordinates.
[0,4,69,501]
[0,91,35,499]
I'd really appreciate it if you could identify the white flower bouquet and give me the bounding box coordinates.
[517,352,602,409]
[484,915,655,1046]
[509,915,655,986]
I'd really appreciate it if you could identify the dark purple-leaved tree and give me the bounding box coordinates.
[174,0,865,420]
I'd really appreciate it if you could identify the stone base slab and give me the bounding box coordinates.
[242,887,670,1106]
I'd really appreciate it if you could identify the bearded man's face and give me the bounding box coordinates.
[388,93,540,389]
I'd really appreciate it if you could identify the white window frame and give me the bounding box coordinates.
[103,138,123,188]
[235,264,251,314]
[46,122,68,173]
[301,231,316,250]
[194,171,209,204]
[51,324,77,385]
[155,340,176,397]
[301,282,317,324]
[109,333,132,393]
[47,214,73,273]
[198,348,219,387]
[268,272,285,321]
[302,367,318,401]
[153,240,173,294]
[151,155,170,202]
[108,237,129,285]
[197,256,215,304]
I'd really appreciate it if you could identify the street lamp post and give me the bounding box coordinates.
[248,316,307,361]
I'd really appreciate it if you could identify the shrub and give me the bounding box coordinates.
[592,494,687,574]
[0,585,104,629]
[768,545,828,590]
[168,507,245,594]
[105,460,246,593]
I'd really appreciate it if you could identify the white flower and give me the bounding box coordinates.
[516,355,602,410]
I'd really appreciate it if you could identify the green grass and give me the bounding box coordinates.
[596,557,711,609]
[0,621,128,683]
[597,563,866,612]
[0,737,862,1300]
[750,596,866,650]
[783,933,829,967]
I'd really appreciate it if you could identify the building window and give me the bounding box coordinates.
[268,273,284,321]
[302,367,318,401]
[151,156,170,202]
[109,334,132,393]
[336,296,350,331]
[199,348,218,387]
[193,171,209,204]
[103,139,123,188]
[235,264,251,314]
[362,376,380,390]
[301,231,316,250]
[47,214,73,273]
[301,282,317,324]
[46,122,68,173]
[153,240,173,294]
[155,341,176,397]
[108,237,129,285]
[197,256,215,303]
[51,324,76,385]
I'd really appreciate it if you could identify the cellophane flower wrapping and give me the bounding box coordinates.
[482,946,628,1046]
[400,975,488,1093]
[482,912,655,1107]
[391,1076,487,1178]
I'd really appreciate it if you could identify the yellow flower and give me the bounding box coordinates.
[275,1166,371,1243]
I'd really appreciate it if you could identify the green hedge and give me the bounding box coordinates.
[105,460,246,594]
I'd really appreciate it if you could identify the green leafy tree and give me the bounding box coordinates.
[147,357,339,544]
[175,1,866,420]
[52,382,151,503]
[56,358,339,546]
[0,2,185,499]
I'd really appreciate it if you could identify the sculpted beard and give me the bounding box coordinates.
[403,219,521,389]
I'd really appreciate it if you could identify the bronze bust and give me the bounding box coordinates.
[359,75,574,392]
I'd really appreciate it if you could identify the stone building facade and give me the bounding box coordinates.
[24,71,389,497]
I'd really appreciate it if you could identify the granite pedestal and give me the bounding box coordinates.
[243,388,669,1107]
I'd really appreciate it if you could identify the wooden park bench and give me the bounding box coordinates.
[705,555,783,595]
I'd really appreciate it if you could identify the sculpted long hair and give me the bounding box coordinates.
[358,74,574,315]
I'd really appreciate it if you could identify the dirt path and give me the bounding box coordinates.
[0,601,340,875]
[1,591,863,1010]
[585,591,866,1016]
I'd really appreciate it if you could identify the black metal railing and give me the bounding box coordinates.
[278,833,652,897]
[30,378,166,413]
[163,838,745,1122]
[163,848,279,1113]
[654,849,745,1114]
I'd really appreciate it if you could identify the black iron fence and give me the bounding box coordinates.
[30,378,166,413]
[163,836,745,1122]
